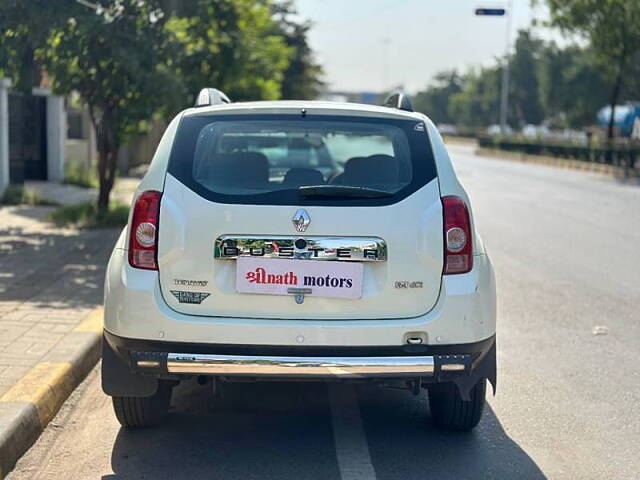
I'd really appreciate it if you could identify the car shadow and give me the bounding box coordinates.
[356,383,546,479]
[105,381,341,480]
[103,381,545,480]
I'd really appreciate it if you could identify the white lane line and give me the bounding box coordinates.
[328,384,377,480]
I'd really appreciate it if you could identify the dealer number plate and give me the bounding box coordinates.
[236,257,363,299]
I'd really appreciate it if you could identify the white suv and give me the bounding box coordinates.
[102,90,496,431]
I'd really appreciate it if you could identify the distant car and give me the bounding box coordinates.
[102,90,497,431]
[521,124,550,138]
[559,129,587,142]
[633,117,640,140]
[437,123,459,135]
[487,124,512,136]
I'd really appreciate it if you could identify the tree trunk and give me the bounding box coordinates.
[96,147,119,213]
[92,107,119,214]
[97,176,110,212]
[606,55,626,164]
[607,72,623,142]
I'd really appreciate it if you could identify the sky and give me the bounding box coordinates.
[293,0,556,93]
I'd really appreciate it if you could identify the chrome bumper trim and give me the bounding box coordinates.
[166,353,435,377]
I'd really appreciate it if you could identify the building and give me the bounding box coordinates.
[0,77,163,199]
[0,78,66,197]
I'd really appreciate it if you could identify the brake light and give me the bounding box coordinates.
[442,196,473,274]
[128,191,162,270]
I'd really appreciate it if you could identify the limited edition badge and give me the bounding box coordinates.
[170,290,210,304]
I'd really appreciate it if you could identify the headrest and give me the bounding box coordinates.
[209,152,269,187]
[286,138,313,164]
[343,154,399,187]
[283,168,324,187]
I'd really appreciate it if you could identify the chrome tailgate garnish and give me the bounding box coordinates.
[215,236,387,262]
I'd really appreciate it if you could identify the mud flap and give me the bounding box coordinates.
[101,336,159,398]
[451,341,496,401]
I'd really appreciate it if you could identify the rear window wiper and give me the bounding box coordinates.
[297,185,394,199]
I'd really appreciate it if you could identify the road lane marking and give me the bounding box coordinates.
[328,384,377,480]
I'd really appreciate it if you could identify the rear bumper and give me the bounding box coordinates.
[102,331,496,400]
[165,353,437,377]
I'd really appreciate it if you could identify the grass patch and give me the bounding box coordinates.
[1,185,58,206]
[64,161,98,189]
[48,201,130,228]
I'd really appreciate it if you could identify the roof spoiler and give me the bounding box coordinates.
[384,92,413,112]
[195,88,231,107]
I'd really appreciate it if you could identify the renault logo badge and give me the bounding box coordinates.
[292,209,311,233]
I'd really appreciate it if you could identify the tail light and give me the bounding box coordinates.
[128,191,162,270]
[442,196,473,274]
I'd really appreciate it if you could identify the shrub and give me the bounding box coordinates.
[48,202,130,228]
[64,161,98,189]
[478,136,640,169]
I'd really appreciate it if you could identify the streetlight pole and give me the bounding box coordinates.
[475,2,514,135]
[499,0,513,135]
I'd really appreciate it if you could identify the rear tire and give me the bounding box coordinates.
[112,382,172,428]
[428,379,486,431]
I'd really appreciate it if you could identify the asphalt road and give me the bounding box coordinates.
[8,145,640,480]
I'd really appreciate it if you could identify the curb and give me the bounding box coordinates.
[0,308,103,479]
[475,147,638,178]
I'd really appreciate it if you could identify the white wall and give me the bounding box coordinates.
[0,79,11,198]
[0,83,67,195]
[32,89,67,182]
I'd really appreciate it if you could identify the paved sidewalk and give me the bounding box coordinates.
[0,206,120,397]
[26,177,140,207]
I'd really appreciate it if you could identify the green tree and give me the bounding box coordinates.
[509,30,544,126]
[0,0,76,91]
[449,66,502,128]
[165,0,292,103]
[2,0,319,212]
[538,44,609,128]
[615,47,640,103]
[271,2,324,100]
[545,0,640,139]
[412,70,463,124]
[47,0,179,211]
[413,28,626,131]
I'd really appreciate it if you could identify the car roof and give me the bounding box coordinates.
[182,100,423,121]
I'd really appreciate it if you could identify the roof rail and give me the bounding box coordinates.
[195,88,231,107]
[384,92,413,112]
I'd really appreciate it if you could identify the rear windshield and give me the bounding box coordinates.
[168,114,437,206]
